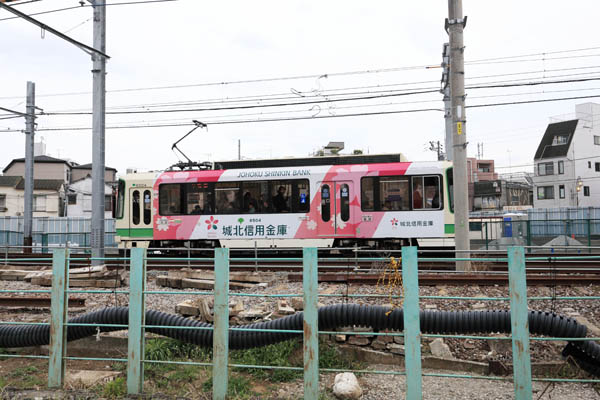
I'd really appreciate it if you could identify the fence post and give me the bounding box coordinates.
[485,221,489,251]
[507,246,532,400]
[213,248,230,400]
[127,247,146,395]
[587,219,592,253]
[402,246,422,400]
[526,220,532,254]
[48,248,69,388]
[303,247,319,400]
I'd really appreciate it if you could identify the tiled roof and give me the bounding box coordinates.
[72,163,117,171]
[3,155,71,173]
[0,176,22,187]
[15,179,64,191]
[534,120,578,160]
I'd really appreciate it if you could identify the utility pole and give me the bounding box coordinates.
[447,0,471,270]
[91,1,107,265]
[0,0,109,257]
[23,81,35,253]
[441,43,453,161]
[238,139,241,160]
[428,141,444,161]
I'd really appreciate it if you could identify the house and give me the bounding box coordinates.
[2,155,72,183]
[472,180,532,211]
[467,158,499,210]
[3,155,118,186]
[0,176,65,217]
[533,103,600,208]
[66,176,114,218]
[71,163,117,184]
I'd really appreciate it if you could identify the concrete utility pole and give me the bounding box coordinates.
[441,43,453,161]
[447,0,471,270]
[91,1,107,265]
[23,81,35,253]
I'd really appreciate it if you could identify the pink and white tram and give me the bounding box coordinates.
[115,156,455,249]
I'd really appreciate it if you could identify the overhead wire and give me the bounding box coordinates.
[37,65,600,114]
[2,45,600,100]
[0,0,179,22]
[38,76,600,116]
[3,90,598,133]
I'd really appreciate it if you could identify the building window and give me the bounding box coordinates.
[552,135,568,145]
[537,162,554,176]
[594,135,600,145]
[559,185,565,199]
[596,162,600,172]
[584,186,590,197]
[104,195,112,212]
[589,161,592,169]
[68,194,77,205]
[33,195,46,212]
[0,195,5,210]
[537,186,554,200]
[478,163,491,173]
[558,160,564,174]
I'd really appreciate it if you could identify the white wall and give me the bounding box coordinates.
[67,178,113,218]
[533,103,600,208]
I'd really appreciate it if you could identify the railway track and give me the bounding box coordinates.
[2,252,600,285]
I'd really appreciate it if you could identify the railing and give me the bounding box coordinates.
[470,219,600,252]
[1,248,600,399]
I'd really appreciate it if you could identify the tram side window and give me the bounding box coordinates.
[132,190,140,225]
[380,177,410,211]
[116,180,125,219]
[241,181,269,213]
[295,180,310,213]
[215,182,240,214]
[185,183,212,215]
[159,184,181,215]
[143,190,151,224]
[447,168,454,213]
[412,176,441,209]
[271,181,292,212]
[361,177,375,211]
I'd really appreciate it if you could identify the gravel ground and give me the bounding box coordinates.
[2,271,600,398]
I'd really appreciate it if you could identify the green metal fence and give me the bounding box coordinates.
[471,219,600,252]
[2,248,600,399]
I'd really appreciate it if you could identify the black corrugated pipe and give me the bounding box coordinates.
[1,304,599,376]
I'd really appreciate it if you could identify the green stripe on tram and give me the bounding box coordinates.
[116,228,154,238]
[444,224,455,234]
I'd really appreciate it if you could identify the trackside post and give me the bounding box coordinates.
[127,247,146,394]
[402,246,422,399]
[213,248,230,400]
[48,248,69,387]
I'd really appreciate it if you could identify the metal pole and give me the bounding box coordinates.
[447,0,471,270]
[23,81,35,253]
[91,1,107,266]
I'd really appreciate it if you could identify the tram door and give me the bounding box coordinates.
[317,181,353,237]
[129,188,153,234]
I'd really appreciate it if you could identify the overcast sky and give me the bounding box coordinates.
[1,0,599,176]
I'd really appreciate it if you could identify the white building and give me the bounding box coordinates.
[66,176,114,218]
[0,176,65,217]
[533,103,600,208]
